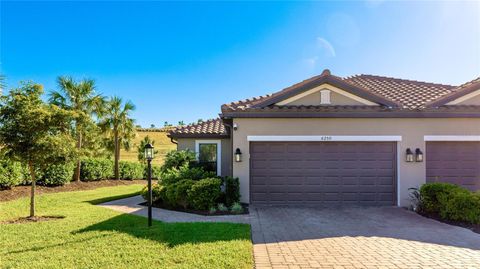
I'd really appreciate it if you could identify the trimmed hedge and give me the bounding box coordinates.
[141,183,166,203]
[80,158,114,181]
[419,182,480,224]
[0,159,25,189]
[187,178,222,210]
[119,161,144,180]
[39,162,75,186]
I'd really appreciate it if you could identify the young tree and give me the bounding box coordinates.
[137,136,159,164]
[99,96,136,179]
[0,82,76,217]
[49,77,105,181]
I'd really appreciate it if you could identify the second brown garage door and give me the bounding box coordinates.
[250,142,397,206]
[426,142,480,191]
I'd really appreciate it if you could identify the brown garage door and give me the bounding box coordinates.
[426,142,480,191]
[250,142,397,206]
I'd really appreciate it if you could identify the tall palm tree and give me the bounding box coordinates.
[99,96,136,179]
[49,76,105,181]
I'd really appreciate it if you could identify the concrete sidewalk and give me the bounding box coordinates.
[98,195,252,224]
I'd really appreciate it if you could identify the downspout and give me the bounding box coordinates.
[170,137,178,145]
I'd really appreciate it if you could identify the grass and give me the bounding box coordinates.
[120,130,176,166]
[0,185,252,269]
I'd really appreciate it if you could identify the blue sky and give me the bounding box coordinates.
[2,1,479,127]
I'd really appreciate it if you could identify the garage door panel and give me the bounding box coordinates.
[250,141,397,206]
[426,142,480,191]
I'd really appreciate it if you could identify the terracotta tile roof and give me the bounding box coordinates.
[221,70,476,112]
[168,118,228,138]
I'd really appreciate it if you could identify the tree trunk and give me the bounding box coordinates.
[74,131,82,182]
[28,161,36,218]
[114,130,119,180]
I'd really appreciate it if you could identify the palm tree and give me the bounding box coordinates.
[0,74,5,93]
[99,96,136,179]
[49,76,105,181]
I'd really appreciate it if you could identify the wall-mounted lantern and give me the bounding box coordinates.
[406,148,414,162]
[415,148,423,162]
[235,148,242,162]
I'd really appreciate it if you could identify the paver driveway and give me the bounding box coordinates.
[250,206,480,269]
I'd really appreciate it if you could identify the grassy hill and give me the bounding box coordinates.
[120,128,176,166]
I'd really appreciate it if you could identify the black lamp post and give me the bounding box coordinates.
[144,143,154,227]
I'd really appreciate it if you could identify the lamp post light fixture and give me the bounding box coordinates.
[415,148,423,162]
[235,148,242,162]
[144,143,154,227]
[406,148,414,163]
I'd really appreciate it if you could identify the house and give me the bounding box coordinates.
[168,69,480,207]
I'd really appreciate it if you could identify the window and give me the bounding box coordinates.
[195,140,221,175]
[320,90,331,104]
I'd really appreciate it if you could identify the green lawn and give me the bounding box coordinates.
[0,185,252,269]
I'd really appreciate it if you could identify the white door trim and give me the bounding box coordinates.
[195,139,221,175]
[424,135,480,141]
[247,135,402,142]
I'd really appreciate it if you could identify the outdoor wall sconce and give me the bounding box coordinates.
[415,148,423,162]
[406,148,414,162]
[235,148,242,162]
[233,123,238,131]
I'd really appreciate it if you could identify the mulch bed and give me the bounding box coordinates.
[140,201,249,216]
[1,215,65,224]
[418,211,480,234]
[0,180,146,202]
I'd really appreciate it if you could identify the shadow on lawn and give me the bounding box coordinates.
[84,192,141,205]
[73,213,250,247]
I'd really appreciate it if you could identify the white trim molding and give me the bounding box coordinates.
[424,135,480,141]
[275,84,378,106]
[247,135,402,142]
[195,139,222,175]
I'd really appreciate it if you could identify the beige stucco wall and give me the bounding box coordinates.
[177,138,232,177]
[231,118,480,207]
[456,94,480,105]
[283,90,368,106]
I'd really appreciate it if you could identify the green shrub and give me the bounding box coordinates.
[165,179,195,209]
[143,164,162,180]
[225,176,240,206]
[141,183,166,203]
[160,164,215,185]
[217,203,228,212]
[187,178,222,210]
[442,191,480,224]
[161,150,196,172]
[80,158,114,181]
[119,161,144,180]
[39,162,75,186]
[419,183,468,214]
[230,202,243,214]
[0,159,24,189]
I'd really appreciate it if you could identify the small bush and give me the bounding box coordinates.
[39,162,75,186]
[119,161,144,180]
[141,183,166,203]
[419,183,468,214]
[143,164,162,180]
[162,150,196,172]
[0,159,24,189]
[209,207,217,214]
[442,191,480,224]
[225,176,240,206]
[187,178,222,210]
[80,158,114,181]
[165,179,195,209]
[217,203,228,212]
[230,202,243,214]
[161,164,215,185]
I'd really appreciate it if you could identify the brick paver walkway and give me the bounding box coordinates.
[250,207,480,269]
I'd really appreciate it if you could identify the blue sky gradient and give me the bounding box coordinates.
[2,1,479,126]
